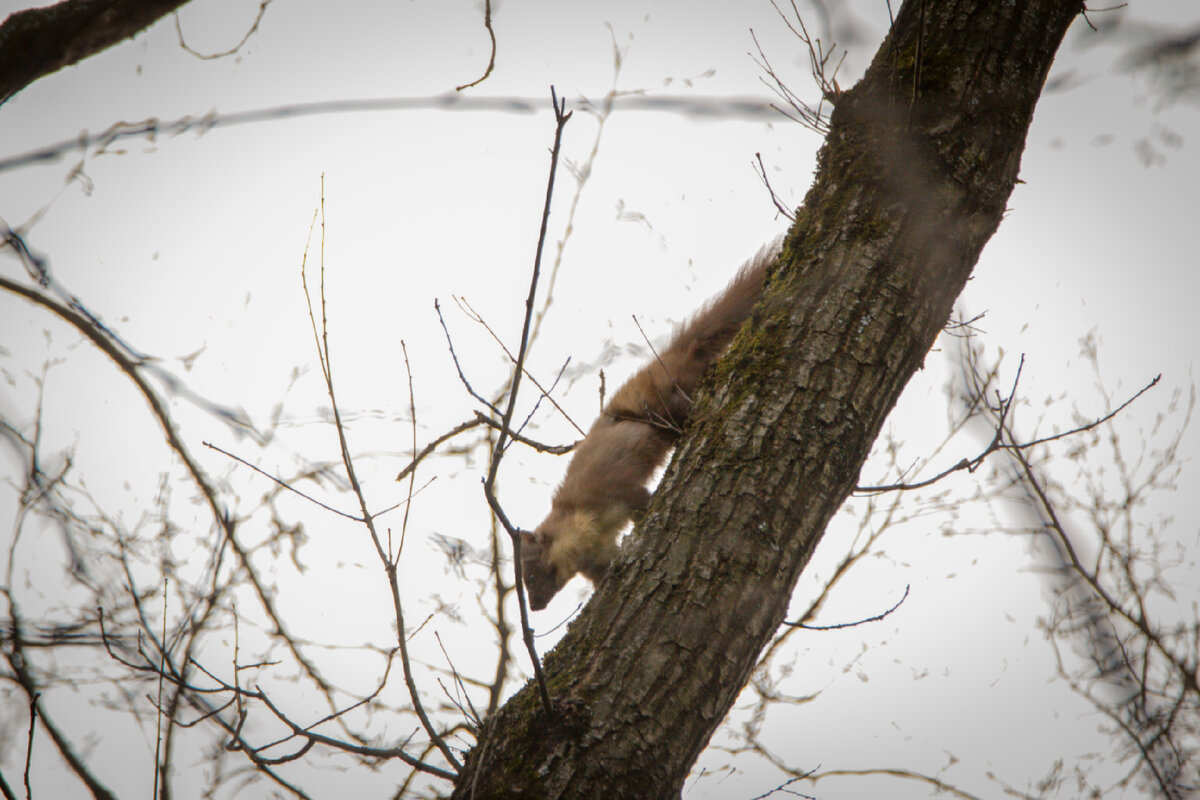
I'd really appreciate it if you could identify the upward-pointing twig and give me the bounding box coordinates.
[481,86,574,717]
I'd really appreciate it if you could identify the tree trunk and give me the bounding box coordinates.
[453,0,1082,796]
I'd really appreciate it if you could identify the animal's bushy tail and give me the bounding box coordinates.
[609,240,778,427]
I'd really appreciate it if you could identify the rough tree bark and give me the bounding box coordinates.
[453,0,1083,797]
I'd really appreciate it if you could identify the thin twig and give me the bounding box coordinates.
[299,178,462,773]
[396,417,484,481]
[435,298,503,416]
[481,87,574,717]
[24,693,37,800]
[753,152,797,221]
[152,580,168,800]
[252,690,455,777]
[959,338,1197,793]
[456,0,496,91]
[174,0,273,60]
[855,360,1160,494]
[628,313,688,431]
[786,585,910,629]
[1006,433,1199,698]
[434,631,483,729]
[0,226,358,733]
[0,769,17,800]
[455,295,584,436]
[472,411,576,455]
[3,622,117,800]
[397,341,419,557]
[203,440,363,520]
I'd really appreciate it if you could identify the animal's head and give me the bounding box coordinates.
[519,528,567,611]
[519,508,606,611]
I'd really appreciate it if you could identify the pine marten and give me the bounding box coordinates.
[520,241,779,610]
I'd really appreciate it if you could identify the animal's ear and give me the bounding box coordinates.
[518,529,544,558]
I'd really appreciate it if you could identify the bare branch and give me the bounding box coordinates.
[753,152,797,221]
[299,178,462,774]
[480,87,575,718]
[455,294,584,436]
[855,358,1160,495]
[472,411,576,455]
[0,266,346,743]
[0,0,192,106]
[3,623,117,800]
[785,584,910,630]
[24,692,37,800]
[203,440,364,520]
[455,0,496,91]
[750,1,845,136]
[152,581,167,800]
[0,769,17,800]
[435,298,503,417]
[174,0,272,59]
[396,417,482,481]
[0,93,781,176]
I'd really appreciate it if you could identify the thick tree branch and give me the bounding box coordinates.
[0,0,192,106]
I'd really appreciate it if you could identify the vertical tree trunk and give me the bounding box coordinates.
[453,0,1082,796]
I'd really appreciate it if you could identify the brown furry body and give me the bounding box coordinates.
[520,242,778,610]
